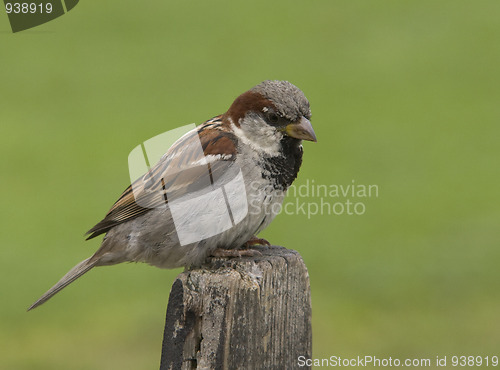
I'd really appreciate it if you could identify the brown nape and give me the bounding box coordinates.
[223,91,275,127]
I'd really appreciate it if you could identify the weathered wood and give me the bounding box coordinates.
[160,246,312,370]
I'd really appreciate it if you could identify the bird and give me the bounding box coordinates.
[28,80,316,310]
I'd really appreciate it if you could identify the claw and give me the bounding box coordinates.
[244,236,271,248]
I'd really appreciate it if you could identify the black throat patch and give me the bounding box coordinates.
[260,137,304,190]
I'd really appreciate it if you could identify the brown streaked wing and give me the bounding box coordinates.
[85,120,238,240]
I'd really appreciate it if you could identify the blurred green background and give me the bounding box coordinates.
[1,1,499,369]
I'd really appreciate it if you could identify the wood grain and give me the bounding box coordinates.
[160,246,312,370]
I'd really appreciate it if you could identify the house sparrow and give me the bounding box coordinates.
[28,80,316,310]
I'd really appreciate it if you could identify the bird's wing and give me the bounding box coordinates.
[85,117,238,239]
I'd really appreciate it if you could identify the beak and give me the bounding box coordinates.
[285,117,317,142]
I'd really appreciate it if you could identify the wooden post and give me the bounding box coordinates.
[159,245,312,370]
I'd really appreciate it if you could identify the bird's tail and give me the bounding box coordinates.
[28,257,98,311]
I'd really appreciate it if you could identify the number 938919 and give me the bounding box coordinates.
[5,2,53,14]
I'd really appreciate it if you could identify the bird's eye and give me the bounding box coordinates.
[268,113,279,124]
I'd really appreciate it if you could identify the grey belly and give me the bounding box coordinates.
[101,179,283,269]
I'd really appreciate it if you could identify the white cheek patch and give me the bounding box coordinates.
[230,118,282,157]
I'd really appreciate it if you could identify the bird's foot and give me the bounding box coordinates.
[210,237,270,259]
[211,248,262,258]
[243,236,271,248]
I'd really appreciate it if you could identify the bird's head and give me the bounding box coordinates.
[224,80,316,156]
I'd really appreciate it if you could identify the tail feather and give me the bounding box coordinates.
[28,257,97,311]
